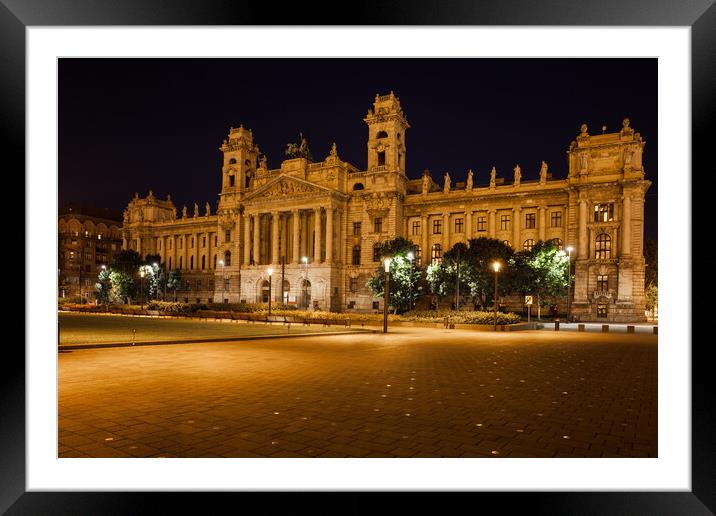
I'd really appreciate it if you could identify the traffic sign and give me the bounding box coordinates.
[525,295,533,305]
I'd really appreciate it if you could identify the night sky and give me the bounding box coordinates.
[59,58,657,239]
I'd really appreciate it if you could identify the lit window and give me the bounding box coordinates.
[433,219,442,234]
[523,239,535,251]
[597,275,608,291]
[412,220,421,235]
[595,234,612,260]
[454,218,464,233]
[551,211,562,227]
[551,238,563,250]
[525,213,536,229]
[431,244,442,265]
[594,203,615,222]
[500,215,510,231]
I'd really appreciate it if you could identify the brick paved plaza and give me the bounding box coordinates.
[58,324,657,458]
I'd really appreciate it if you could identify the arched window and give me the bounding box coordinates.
[228,158,237,164]
[224,250,232,267]
[523,239,535,252]
[502,240,511,248]
[551,238,563,250]
[352,183,365,190]
[372,243,382,262]
[376,130,388,139]
[431,244,442,265]
[352,245,361,265]
[201,255,206,270]
[595,234,612,260]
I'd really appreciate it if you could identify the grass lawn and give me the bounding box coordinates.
[58,312,362,346]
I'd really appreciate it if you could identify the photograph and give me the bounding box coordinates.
[56,57,658,460]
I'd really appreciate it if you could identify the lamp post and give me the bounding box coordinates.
[492,261,501,332]
[139,268,145,310]
[407,251,414,311]
[455,245,461,311]
[219,259,225,303]
[267,267,273,316]
[302,256,308,309]
[100,265,106,307]
[383,257,391,334]
[565,246,573,322]
[153,262,160,301]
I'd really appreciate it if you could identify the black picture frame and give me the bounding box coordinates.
[5,1,713,513]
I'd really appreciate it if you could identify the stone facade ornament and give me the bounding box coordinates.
[580,152,589,172]
[513,164,521,187]
[261,178,319,198]
[540,161,548,184]
[443,172,451,193]
[466,169,473,191]
[490,166,497,189]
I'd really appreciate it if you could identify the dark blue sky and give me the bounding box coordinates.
[59,58,657,239]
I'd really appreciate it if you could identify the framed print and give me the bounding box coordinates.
[5,0,714,513]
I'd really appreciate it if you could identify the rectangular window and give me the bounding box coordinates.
[594,203,615,222]
[190,237,194,249]
[353,222,361,236]
[597,275,608,291]
[349,277,358,293]
[411,220,421,235]
[202,236,206,248]
[372,301,380,310]
[374,217,383,233]
[454,218,464,233]
[525,213,536,229]
[477,216,487,232]
[179,239,183,249]
[500,214,510,231]
[224,279,230,290]
[225,230,231,242]
[433,219,442,234]
[597,304,608,318]
[551,211,562,227]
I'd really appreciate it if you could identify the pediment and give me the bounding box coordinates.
[242,175,334,203]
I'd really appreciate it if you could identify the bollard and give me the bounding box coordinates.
[627,325,635,334]
[602,324,609,333]
[132,328,136,345]
[653,326,658,335]
[578,323,585,332]
[554,320,560,331]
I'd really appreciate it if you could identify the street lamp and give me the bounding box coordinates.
[407,251,414,311]
[219,259,225,304]
[383,258,391,334]
[492,261,501,332]
[565,245,574,322]
[153,262,160,301]
[100,265,107,307]
[267,267,273,316]
[301,256,309,309]
[139,268,146,310]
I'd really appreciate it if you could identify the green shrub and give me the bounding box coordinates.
[399,309,521,325]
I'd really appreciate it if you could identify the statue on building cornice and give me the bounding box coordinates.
[579,123,589,137]
[623,147,633,168]
[490,167,497,189]
[286,132,313,161]
[620,117,634,137]
[259,154,268,169]
[444,172,451,193]
[205,202,211,216]
[147,190,154,200]
[123,209,129,224]
[466,169,473,191]
[421,170,430,195]
[513,165,521,187]
[580,151,589,172]
[194,203,199,217]
[540,161,548,184]
[330,142,338,157]
[167,194,171,202]
[182,205,187,218]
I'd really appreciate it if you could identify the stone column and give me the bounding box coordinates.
[539,207,546,241]
[621,195,632,256]
[578,198,588,258]
[325,207,334,264]
[253,213,260,265]
[336,209,343,263]
[271,211,280,265]
[292,210,300,264]
[205,231,211,270]
[243,214,251,265]
[465,210,472,240]
[183,234,189,271]
[512,207,521,249]
[421,214,428,264]
[314,207,322,263]
[488,210,496,238]
[442,213,449,250]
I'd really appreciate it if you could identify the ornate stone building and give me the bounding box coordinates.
[122,92,651,321]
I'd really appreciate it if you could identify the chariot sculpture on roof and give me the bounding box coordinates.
[285,132,313,161]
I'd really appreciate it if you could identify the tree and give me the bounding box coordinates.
[515,240,569,319]
[645,284,658,319]
[108,250,142,304]
[366,237,421,313]
[95,268,112,305]
[167,269,182,302]
[428,238,513,309]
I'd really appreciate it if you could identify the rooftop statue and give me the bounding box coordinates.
[443,172,451,193]
[466,169,473,191]
[285,132,313,161]
[540,161,548,184]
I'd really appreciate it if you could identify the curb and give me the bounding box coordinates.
[58,329,376,351]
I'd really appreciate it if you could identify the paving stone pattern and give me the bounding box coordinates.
[58,328,657,458]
